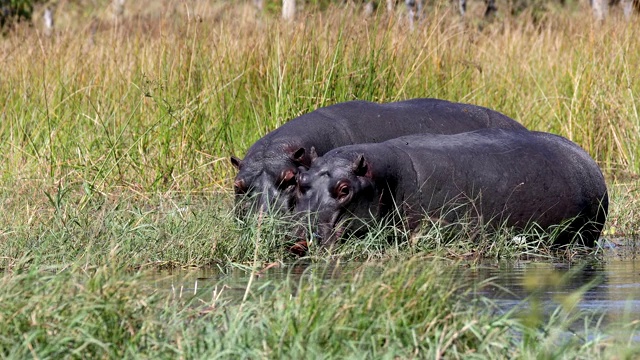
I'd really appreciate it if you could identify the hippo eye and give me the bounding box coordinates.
[234,179,248,195]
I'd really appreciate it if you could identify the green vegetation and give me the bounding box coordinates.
[0,0,45,29]
[1,0,639,358]
[3,258,639,358]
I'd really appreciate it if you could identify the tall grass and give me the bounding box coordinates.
[0,0,637,262]
[1,1,639,194]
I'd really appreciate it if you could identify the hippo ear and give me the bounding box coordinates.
[353,154,369,177]
[230,156,243,170]
[291,147,313,168]
[277,168,297,189]
[281,168,296,182]
[309,146,318,163]
[234,178,247,194]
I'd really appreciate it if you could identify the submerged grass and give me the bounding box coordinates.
[1,0,640,357]
[0,184,615,270]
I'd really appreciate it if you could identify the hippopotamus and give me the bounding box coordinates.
[294,129,608,247]
[230,98,526,217]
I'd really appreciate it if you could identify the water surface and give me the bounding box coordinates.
[151,253,640,334]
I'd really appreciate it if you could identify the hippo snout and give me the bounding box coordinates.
[289,220,323,256]
[292,220,321,243]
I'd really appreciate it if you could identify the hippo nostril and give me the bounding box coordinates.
[297,174,306,187]
[297,174,314,195]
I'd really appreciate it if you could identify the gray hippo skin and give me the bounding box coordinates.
[294,129,608,247]
[230,98,526,216]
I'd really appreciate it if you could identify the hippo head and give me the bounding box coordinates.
[294,151,378,247]
[230,142,318,217]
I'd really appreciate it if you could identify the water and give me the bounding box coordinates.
[150,256,640,335]
[471,260,640,325]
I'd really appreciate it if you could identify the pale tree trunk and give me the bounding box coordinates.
[386,0,395,13]
[591,0,608,21]
[459,0,467,15]
[622,0,633,19]
[43,5,54,37]
[282,0,296,21]
[405,0,422,30]
[113,0,125,19]
[363,2,375,17]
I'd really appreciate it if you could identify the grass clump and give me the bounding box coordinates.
[0,264,169,358]
[0,189,302,269]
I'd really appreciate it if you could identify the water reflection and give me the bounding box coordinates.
[149,261,369,303]
[149,258,640,332]
[471,260,640,325]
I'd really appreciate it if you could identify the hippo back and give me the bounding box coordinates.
[384,130,608,245]
[261,99,526,155]
[233,99,525,216]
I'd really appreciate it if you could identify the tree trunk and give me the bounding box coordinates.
[43,5,54,37]
[113,0,125,19]
[591,0,608,21]
[282,0,296,21]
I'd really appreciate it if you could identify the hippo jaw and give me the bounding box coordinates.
[293,206,346,248]
[294,153,378,247]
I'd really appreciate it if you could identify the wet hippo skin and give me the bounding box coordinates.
[294,129,608,248]
[230,98,526,217]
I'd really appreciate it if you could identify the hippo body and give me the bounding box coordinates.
[231,98,525,215]
[295,129,608,247]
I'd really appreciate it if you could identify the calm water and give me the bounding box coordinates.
[151,254,640,332]
[472,260,640,324]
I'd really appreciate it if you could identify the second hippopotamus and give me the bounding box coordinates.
[294,129,608,247]
[230,98,525,217]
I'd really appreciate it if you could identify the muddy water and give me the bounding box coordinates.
[151,257,640,331]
